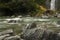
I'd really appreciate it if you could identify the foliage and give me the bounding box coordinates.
[0,0,46,16]
[35,0,45,5]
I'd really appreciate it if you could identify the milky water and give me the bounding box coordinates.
[0,18,60,32]
[50,0,56,10]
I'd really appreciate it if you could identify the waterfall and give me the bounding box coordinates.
[50,0,56,10]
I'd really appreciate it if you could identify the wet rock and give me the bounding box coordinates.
[4,35,20,40]
[0,29,14,36]
[21,22,60,40]
[41,30,58,40]
[21,22,37,39]
[57,32,60,40]
[0,34,10,40]
[26,22,37,29]
[21,22,44,40]
[21,29,56,40]
[41,15,49,19]
[57,13,60,18]
[42,10,55,18]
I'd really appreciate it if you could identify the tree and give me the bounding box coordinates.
[0,0,46,16]
[35,0,45,5]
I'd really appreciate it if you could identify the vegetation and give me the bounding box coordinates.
[0,0,46,17]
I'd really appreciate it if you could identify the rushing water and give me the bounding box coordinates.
[50,0,56,10]
[0,18,60,40]
[0,18,60,33]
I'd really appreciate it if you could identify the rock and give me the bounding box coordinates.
[42,10,55,18]
[57,13,60,18]
[0,34,10,40]
[21,22,37,40]
[4,35,20,40]
[0,29,14,36]
[57,32,60,40]
[21,22,44,40]
[41,30,58,40]
[41,15,49,18]
[21,22,60,40]
[26,22,37,29]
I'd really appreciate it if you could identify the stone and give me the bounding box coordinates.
[0,29,14,36]
[21,22,60,40]
[0,34,10,40]
[4,35,20,40]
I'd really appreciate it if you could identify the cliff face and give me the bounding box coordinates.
[56,0,60,11]
[45,0,50,9]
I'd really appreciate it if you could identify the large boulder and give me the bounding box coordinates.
[21,22,60,40]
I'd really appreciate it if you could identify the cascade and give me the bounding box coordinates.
[50,0,56,10]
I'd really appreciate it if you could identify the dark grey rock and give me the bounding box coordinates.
[21,22,60,40]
